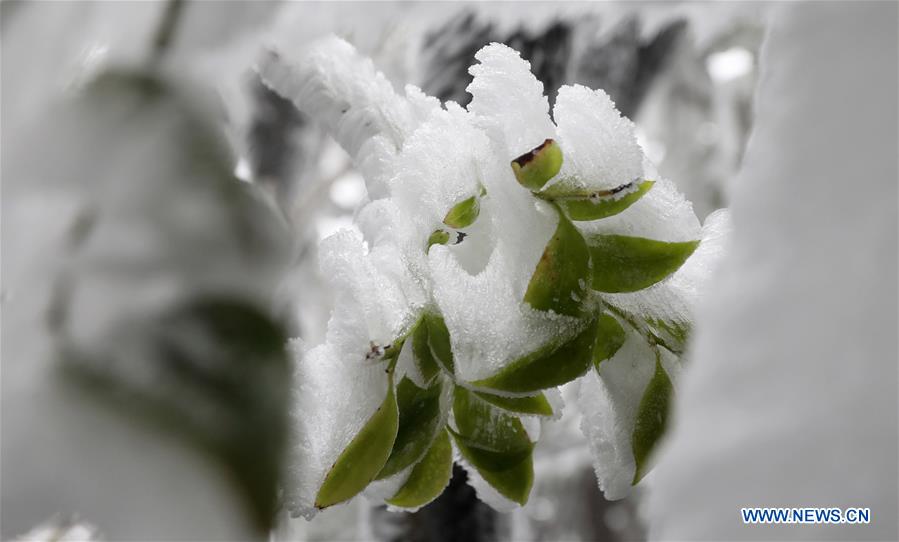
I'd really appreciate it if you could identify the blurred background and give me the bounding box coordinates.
[2,2,796,541]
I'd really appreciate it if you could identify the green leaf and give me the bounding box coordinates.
[450,387,534,505]
[315,375,399,509]
[386,430,453,509]
[593,313,626,372]
[511,139,563,191]
[470,320,597,394]
[549,180,654,221]
[411,319,440,384]
[474,391,554,417]
[376,377,445,480]
[453,387,531,451]
[424,313,454,375]
[449,430,533,505]
[443,195,481,229]
[428,229,450,249]
[587,235,699,293]
[524,211,591,317]
[632,357,673,484]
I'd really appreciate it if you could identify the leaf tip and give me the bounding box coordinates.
[511,138,562,191]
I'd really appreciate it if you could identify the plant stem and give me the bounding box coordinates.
[150,0,186,64]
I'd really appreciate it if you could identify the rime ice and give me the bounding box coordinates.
[260,35,727,514]
[551,85,644,192]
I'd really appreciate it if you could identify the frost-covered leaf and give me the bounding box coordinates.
[315,373,398,509]
[470,319,597,394]
[631,356,673,484]
[389,105,490,237]
[542,180,655,222]
[386,429,453,510]
[423,313,454,375]
[428,194,581,384]
[588,235,699,293]
[474,391,554,417]
[287,214,428,518]
[286,278,408,518]
[511,139,563,191]
[319,228,423,347]
[524,211,590,317]
[450,387,534,505]
[577,328,662,499]
[549,84,644,192]
[600,209,732,354]
[443,195,481,229]
[593,312,627,372]
[576,178,701,243]
[411,318,440,385]
[258,36,439,196]
[376,376,447,480]
[270,36,719,516]
[466,43,555,157]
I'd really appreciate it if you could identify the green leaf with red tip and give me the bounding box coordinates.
[511,139,563,191]
[587,235,699,293]
[470,319,597,394]
[524,211,590,317]
[376,376,445,480]
[632,357,673,484]
[386,430,453,509]
[315,375,398,509]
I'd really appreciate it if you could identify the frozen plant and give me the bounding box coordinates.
[260,38,730,518]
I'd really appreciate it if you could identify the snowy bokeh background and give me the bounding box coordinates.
[2,2,895,541]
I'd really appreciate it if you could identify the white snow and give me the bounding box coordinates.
[285,340,391,519]
[576,328,658,500]
[647,3,898,540]
[466,43,556,159]
[551,85,645,191]
[258,36,439,198]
